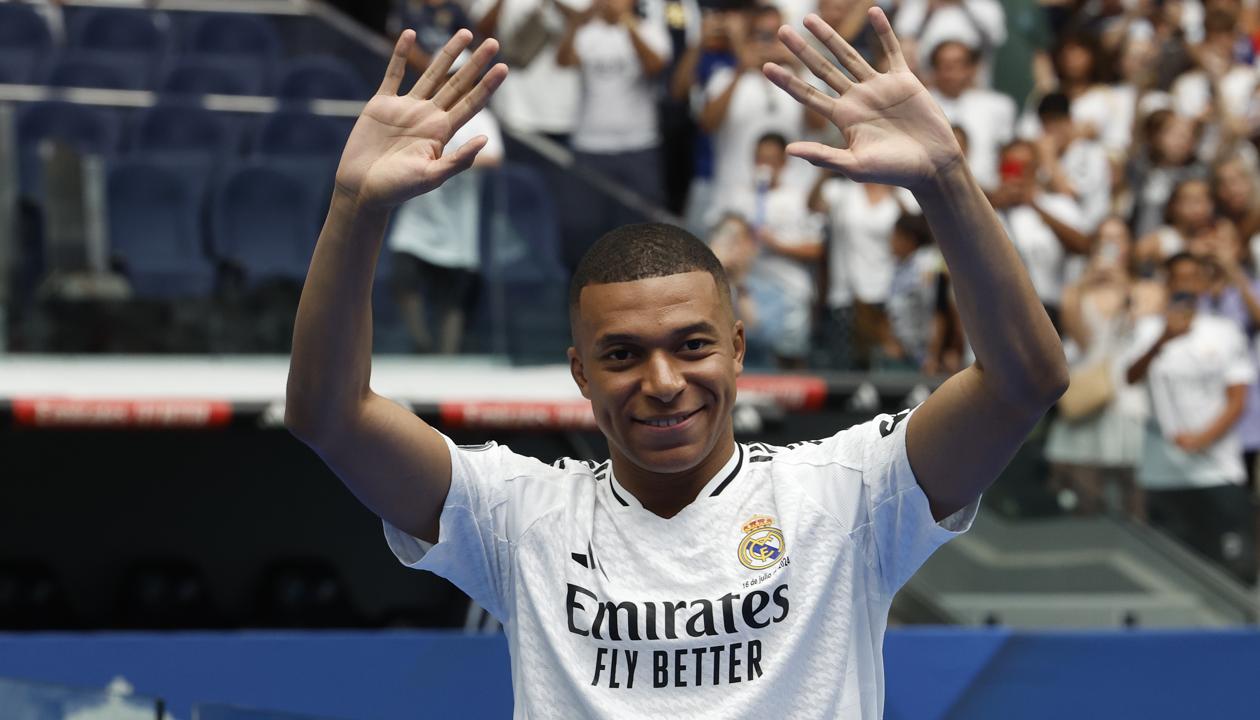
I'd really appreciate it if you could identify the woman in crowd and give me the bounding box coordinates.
[1045,217,1162,518]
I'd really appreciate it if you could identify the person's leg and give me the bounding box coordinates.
[436,268,477,354]
[1112,466,1146,522]
[1065,463,1106,516]
[392,252,433,353]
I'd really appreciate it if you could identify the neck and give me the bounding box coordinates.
[610,433,737,518]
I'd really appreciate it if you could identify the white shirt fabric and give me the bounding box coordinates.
[821,179,921,306]
[932,88,1017,190]
[1059,139,1111,234]
[999,193,1085,307]
[472,0,585,134]
[1071,85,1136,157]
[894,0,1006,85]
[1124,314,1257,488]
[571,19,672,153]
[704,68,806,226]
[384,408,977,719]
[386,110,504,268]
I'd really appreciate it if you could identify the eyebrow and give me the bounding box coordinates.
[594,321,721,351]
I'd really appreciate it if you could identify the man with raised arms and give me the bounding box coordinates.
[284,10,1067,718]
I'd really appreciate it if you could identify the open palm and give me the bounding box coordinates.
[762,10,964,190]
[336,29,507,209]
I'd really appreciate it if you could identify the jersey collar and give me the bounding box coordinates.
[606,443,746,511]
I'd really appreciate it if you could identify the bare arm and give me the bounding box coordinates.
[285,30,508,543]
[556,13,583,68]
[623,16,667,77]
[766,10,1068,520]
[1031,198,1092,255]
[698,69,742,133]
[669,41,703,100]
[1177,384,1249,451]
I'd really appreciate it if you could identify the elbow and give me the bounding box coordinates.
[1031,354,1071,408]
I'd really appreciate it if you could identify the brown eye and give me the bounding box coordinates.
[682,339,709,352]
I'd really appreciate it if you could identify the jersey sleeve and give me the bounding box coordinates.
[1222,322,1257,387]
[859,406,978,596]
[381,434,561,622]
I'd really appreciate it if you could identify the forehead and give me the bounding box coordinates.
[574,271,727,342]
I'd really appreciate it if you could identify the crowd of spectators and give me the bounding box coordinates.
[379,0,1260,581]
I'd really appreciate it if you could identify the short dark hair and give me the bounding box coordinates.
[1164,251,1202,274]
[1037,91,1071,121]
[569,222,732,327]
[893,213,933,248]
[756,132,788,152]
[930,40,978,68]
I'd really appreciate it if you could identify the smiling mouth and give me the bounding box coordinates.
[635,408,703,428]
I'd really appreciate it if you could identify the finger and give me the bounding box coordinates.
[763,63,835,118]
[433,135,488,183]
[868,6,907,72]
[787,141,858,175]
[409,29,474,100]
[448,63,508,129]
[432,37,501,109]
[377,30,414,96]
[803,13,875,81]
[777,25,853,94]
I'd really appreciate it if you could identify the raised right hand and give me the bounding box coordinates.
[334,30,508,210]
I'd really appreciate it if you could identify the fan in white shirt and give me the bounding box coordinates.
[927,40,1016,190]
[989,140,1092,320]
[285,16,1069,718]
[700,5,808,228]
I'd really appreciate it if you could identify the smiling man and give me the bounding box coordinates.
[285,10,1067,719]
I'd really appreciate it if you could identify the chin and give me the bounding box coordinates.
[624,439,711,475]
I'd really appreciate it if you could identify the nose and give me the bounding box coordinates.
[641,351,686,403]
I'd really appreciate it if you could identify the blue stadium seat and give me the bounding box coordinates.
[253,110,351,157]
[106,158,216,298]
[478,164,570,360]
[131,102,239,157]
[0,4,53,51]
[482,164,566,284]
[0,48,43,84]
[189,13,281,61]
[160,55,267,96]
[277,55,368,101]
[47,50,153,90]
[16,102,121,197]
[70,8,166,54]
[211,160,327,285]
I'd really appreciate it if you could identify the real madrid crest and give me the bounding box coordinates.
[738,515,786,570]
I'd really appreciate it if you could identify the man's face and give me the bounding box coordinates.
[931,42,975,98]
[568,272,745,475]
[1167,257,1208,296]
[750,10,791,66]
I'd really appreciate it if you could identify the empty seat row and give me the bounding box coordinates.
[15,101,354,197]
[0,5,285,60]
[0,49,368,99]
[106,156,331,297]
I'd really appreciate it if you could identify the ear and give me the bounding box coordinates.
[568,346,591,399]
[731,320,746,376]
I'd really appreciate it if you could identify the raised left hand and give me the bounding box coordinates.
[762,9,964,191]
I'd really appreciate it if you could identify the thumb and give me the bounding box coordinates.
[432,135,488,185]
[787,141,858,176]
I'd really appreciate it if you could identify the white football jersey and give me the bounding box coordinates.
[384,406,977,718]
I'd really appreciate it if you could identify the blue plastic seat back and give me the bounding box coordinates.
[160,55,268,96]
[277,55,368,101]
[188,14,280,61]
[253,111,351,158]
[47,50,153,90]
[70,8,166,54]
[0,4,53,51]
[0,48,44,84]
[132,103,239,157]
[211,160,326,285]
[106,157,215,298]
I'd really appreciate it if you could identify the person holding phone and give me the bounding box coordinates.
[1123,252,1256,580]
